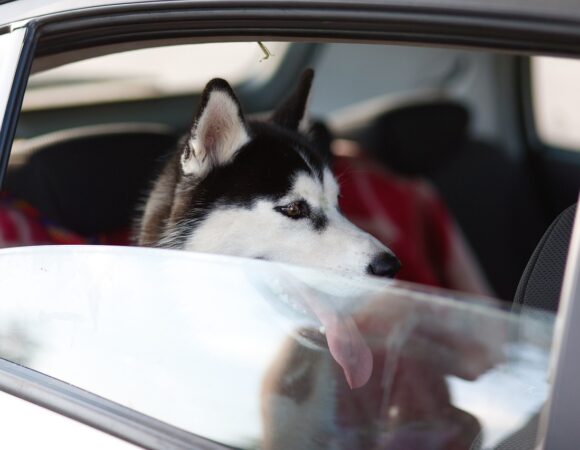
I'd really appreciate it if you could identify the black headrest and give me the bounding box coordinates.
[5,124,178,235]
[362,101,470,176]
[514,204,576,312]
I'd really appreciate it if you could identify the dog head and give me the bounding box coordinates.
[157,69,400,278]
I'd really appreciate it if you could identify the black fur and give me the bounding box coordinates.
[311,210,328,231]
[271,69,314,131]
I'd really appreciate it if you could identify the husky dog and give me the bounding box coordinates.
[135,69,400,278]
[134,70,406,450]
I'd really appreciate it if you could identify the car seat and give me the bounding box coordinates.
[5,123,178,237]
[513,203,576,312]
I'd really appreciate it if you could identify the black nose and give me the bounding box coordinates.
[366,252,401,278]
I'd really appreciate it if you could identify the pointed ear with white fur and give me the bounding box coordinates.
[271,68,314,133]
[181,79,249,176]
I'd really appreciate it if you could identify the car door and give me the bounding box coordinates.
[0,2,579,449]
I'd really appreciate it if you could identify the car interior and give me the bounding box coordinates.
[4,40,579,305]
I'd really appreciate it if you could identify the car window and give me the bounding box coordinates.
[0,33,565,449]
[23,42,287,111]
[531,56,580,151]
[0,246,553,450]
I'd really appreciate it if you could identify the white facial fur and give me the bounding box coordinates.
[183,168,393,276]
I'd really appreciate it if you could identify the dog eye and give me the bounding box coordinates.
[275,201,308,219]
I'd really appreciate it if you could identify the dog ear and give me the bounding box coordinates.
[271,69,314,133]
[307,121,334,164]
[181,79,249,176]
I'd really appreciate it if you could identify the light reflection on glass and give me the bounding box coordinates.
[0,245,553,449]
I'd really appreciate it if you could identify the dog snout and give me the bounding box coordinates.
[366,252,401,278]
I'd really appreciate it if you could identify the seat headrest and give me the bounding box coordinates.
[5,124,178,236]
[362,101,470,176]
[514,204,576,312]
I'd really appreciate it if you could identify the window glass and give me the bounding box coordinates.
[23,42,287,110]
[531,56,580,151]
[0,245,554,449]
